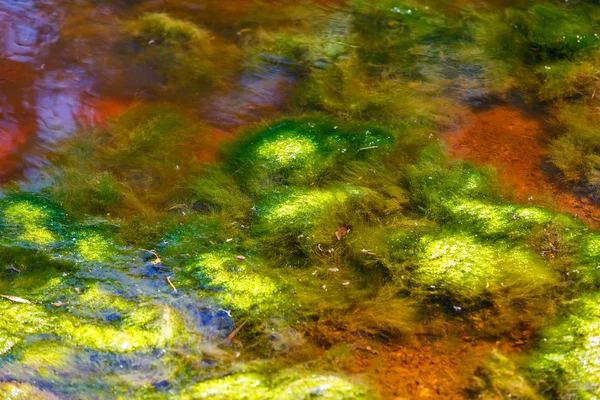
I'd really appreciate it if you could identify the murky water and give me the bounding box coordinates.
[2,0,600,399]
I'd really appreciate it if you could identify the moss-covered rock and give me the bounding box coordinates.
[185,251,289,316]
[228,118,394,191]
[415,232,557,306]
[528,293,600,399]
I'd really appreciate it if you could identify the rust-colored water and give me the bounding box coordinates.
[445,105,600,229]
[0,0,296,181]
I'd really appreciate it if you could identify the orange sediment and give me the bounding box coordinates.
[444,105,600,229]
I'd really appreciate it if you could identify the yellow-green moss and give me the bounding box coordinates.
[415,233,557,305]
[74,232,116,262]
[528,293,600,398]
[187,373,270,399]
[0,297,177,353]
[0,382,60,400]
[189,251,287,315]
[0,331,21,356]
[3,202,58,246]
[187,371,371,399]
[445,198,554,239]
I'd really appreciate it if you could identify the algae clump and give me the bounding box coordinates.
[187,371,371,399]
[528,293,600,399]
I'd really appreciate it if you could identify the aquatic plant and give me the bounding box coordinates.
[49,105,212,219]
[226,117,394,192]
[469,350,540,399]
[185,250,289,316]
[547,104,600,195]
[127,13,241,94]
[186,370,372,399]
[351,0,453,69]
[469,3,600,100]
[527,293,600,399]
[415,232,557,305]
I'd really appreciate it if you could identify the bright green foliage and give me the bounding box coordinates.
[0,195,65,248]
[405,159,501,217]
[271,373,371,399]
[415,233,557,305]
[187,373,271,399]
[255,186,357,235]
[186,251,288,315]
[187,371,371,399]
[228,118,394,191]
[528,293,600,399]
[0,296,175,353]
[444,198,554,239]
[0,332,20,357]
[73,231,117,263]
[252,184,384,261]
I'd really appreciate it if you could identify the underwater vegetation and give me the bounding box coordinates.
[7,0,600,398]
[126,13,241,96]
[6,102,600,397]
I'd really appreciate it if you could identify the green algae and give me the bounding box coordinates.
[351,0,453,70]
[0,298,176,353]
[9,2,600,396]
[186,251,289,316]
[527,293,600,399]
[469,350,540,400]
[444,198,555,239]
[50,105,211,217]
[187,370,371,399]
[227,118,394,191]
[127,13,241,93]
[0,195,66,248]
[189,167,252,220]
[415,233,557,306]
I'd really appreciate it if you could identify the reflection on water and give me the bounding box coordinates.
[0,0,299,182]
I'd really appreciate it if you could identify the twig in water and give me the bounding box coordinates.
[0,294,32,304]
[225,320,248,344]
[140,248,162,265]
[7,265,21,273]
[167,276,177,293]
[359,146,378,151]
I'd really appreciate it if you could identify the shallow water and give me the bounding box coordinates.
[2,0,600,399]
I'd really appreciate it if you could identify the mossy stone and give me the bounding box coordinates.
[415,233,557,305]
[528,293,600,398]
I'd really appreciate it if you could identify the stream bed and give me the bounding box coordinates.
[2,0,600,399]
